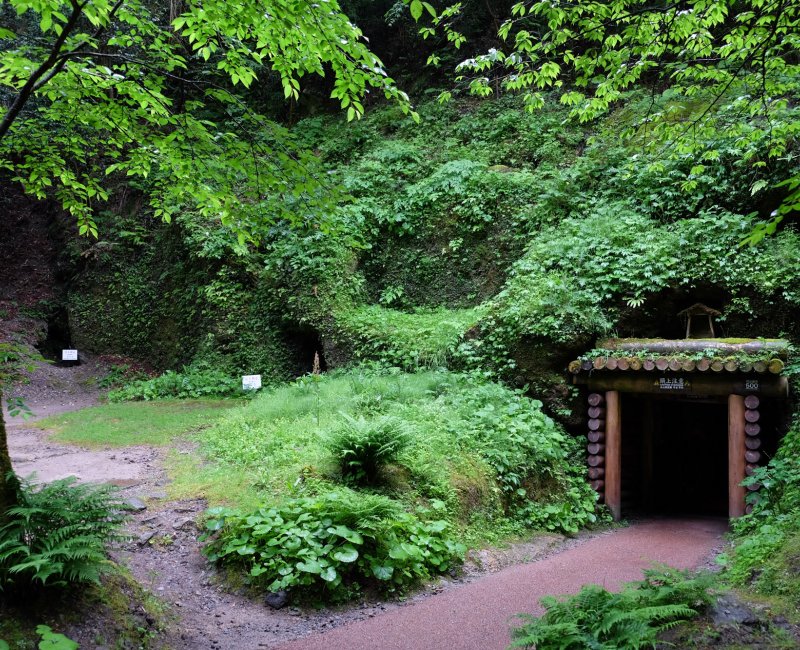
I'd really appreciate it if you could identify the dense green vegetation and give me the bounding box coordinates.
[509,568,715,650]
[726,410,800,605]
[191,369,599,598]
[0,477,128,592]
[59,92,800,398]
[202,492,464,602]
[38,74,800,623]
[2,0,799,642]
[193,370,597,535]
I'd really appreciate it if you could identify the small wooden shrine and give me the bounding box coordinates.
[568,333,790,521]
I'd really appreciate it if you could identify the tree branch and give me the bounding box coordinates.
[32,0,128,93]
[0,0,87,141]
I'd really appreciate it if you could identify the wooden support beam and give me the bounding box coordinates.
[598,338,789,358]
[587,431,605,443]
[588,393,604,406]
[577,373,789,398]
[605,391,622,521]
[588,467,605,479]
[728,395,746,518]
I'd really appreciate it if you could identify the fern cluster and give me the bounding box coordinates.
[325,414,410,486]
[0,476,129,592]
[510,567,715,649]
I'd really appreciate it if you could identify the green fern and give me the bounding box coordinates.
[0,475,130,591]
[510,568,714,650]
[325,414,410,485]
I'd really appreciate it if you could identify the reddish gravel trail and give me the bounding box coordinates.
[280,518,727,650]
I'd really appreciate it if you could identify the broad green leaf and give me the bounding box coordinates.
[332,545,359,563]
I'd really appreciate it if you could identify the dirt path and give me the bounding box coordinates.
[5,362,729,650]
[5,358,158,485]
[279,518,728,650]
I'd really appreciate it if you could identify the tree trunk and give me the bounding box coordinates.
[0,388,20,520]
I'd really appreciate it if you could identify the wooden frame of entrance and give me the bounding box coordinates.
[575,372,788,521]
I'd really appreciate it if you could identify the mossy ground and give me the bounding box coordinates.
[0,571,169,649]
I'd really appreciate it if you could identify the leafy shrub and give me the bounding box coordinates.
[108,366,244,401]
[0,477,129,591]
[726,414,800,598]
[201,491,464,601]
[0,626,77,650]
[325,414,410,486]
[460,207,800,377]
[510,567,715,649]
[334,305,484,370]
[35,626,78,650]
[195,370,600,537]
[442,377,600,533]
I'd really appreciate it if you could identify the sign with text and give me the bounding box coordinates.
[242,375,262,391]
[62,349,78,361]
[656,377,690,391]
[745,379,759,391]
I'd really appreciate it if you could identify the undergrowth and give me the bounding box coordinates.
[108,365,246,401]
[194,369,599,536]
[332,305,484,370]
[201,491,463,602]
[725,412,800,607]
[0,477,129,594]
[192,368,602,601]
[509,567,716,649]
[325,414,410,486]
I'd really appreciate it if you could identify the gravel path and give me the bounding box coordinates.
[4,358,160,486]
[279,518,728,650]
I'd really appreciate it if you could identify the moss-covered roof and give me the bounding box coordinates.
[569,338,790,375]
[677,303,722,317]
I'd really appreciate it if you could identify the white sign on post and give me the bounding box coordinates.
[242,375,262,391]
[62,349,78,361]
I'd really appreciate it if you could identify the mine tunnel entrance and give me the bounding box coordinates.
[621,395,729,517]
[573,335,790,521]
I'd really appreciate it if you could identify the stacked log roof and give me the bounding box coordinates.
[569,338,790,376]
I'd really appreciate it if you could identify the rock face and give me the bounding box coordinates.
[0,186,66,352]
[711,593,760,626]
[127,497,148,512]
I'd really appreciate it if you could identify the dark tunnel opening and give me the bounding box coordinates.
[282,325,328,377]
[621,394,750,517]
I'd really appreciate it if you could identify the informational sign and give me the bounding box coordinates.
[656,377,690,391]
[62,349,78,361]
[745,379,759,391]
[242,374,262,391]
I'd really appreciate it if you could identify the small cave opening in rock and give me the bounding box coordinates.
[621,394,730,517]
[282,325,328,377]
[37,306,76,363]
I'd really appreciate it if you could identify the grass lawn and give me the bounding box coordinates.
[39,399,241,447]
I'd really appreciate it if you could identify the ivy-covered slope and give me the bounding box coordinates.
[56,94,799,403]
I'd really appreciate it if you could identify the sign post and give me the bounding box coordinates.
[242,375,262,391]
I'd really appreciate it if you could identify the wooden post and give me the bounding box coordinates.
[728,395,746,518]
[605,391,622,521]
